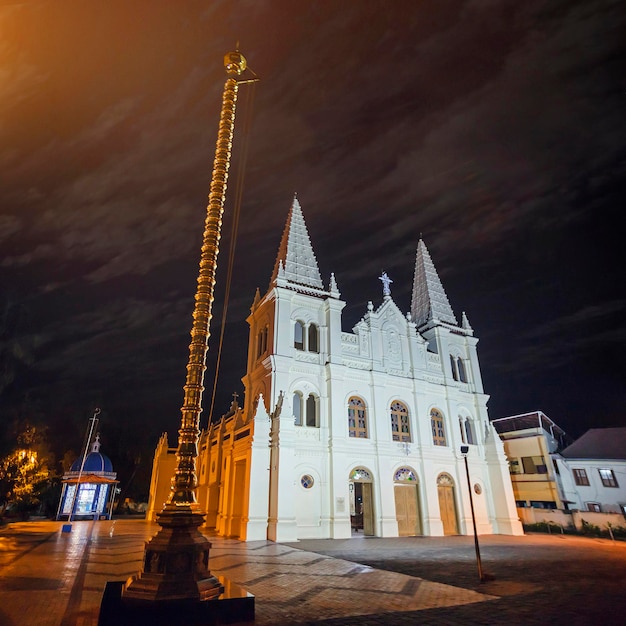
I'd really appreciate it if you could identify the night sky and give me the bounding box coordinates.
[2,1,625,491]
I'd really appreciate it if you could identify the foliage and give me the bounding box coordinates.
[606,523,626,539]
[523,519,626,541]
[523,521,573,535]
[0,424,55,520]
[580,519,602,537]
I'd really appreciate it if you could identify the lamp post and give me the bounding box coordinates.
[460,444,487,583]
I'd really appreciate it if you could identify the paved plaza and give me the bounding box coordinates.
[0,519,624,625]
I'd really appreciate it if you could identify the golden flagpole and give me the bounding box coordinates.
[123,49,254,603]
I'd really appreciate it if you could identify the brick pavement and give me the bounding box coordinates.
[0,520,624,625]
[0,520,492,626]
[293,533,626,625]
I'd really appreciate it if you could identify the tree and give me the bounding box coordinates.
[0,425,53,520]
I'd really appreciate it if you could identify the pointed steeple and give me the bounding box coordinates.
[411,239,457,327]
[270,196,324,290]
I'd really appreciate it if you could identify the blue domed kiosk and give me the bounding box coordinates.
[56,435,118,520]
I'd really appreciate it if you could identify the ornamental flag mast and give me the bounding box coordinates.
[122,49,257,607]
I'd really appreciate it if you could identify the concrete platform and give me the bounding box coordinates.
[98,577,254,625]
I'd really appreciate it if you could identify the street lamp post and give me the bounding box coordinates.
[460,444,488,583]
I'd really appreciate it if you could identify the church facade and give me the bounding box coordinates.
[147,198,522,541]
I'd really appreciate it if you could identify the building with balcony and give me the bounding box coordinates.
[492,411,569,510]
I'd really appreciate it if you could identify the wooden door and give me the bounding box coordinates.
[394,484,421,536]
[362,482,375,536]
[437,483,458,535]
[229,460,246,538]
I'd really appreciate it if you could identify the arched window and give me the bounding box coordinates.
[450,355,468,383]
[348,397,368,438]
[450,355,458,381]
[457,358,467,383]
[306,394,318,427]
[294,320,304,350]
[459,417,466,443]
[465,419,475,445]
[394,467,418,482]
[431,408,447,446]
[293,392,303,426]
[391,401,411,442]
[308,323,319,353]
[349,467,372,481]
[256,325,269,359]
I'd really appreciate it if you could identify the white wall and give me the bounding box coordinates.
[555,457,626,514]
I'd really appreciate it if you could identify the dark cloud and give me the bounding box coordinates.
[1,0,624,483]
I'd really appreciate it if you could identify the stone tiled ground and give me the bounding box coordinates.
[292,533,626,625]
[0,520,624,625]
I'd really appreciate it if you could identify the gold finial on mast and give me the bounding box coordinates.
[224,49,246,76]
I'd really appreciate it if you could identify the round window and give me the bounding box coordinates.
[474,483,482,495]
[301,474,314,489]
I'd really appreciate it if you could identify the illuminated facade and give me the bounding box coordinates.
[147,197,522,540]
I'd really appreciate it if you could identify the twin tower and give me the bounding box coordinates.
[147,196,522,541]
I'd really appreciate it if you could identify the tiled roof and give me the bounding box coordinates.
[560,427,626,460]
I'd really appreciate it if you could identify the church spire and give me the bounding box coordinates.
[411,239,457,328]
[270,196,324,290]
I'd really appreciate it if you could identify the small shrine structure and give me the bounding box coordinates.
[56,435,118,520]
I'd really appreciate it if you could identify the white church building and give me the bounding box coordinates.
[147,197,522,541]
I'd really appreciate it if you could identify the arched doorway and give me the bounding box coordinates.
[393,467,422,536]
[349,467,375,536]
[437,473,459,535]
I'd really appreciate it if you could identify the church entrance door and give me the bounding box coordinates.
[394,484,421,536]
[361,482,374,535]
[437,473,458,535]
[393,467,421,536]
[349,468,375,536]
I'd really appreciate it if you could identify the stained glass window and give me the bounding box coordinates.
[391,401,410,442]
[431,408,447,446]
[348,397,368,438]
[350,468,372,481]
[394,467,417,482]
